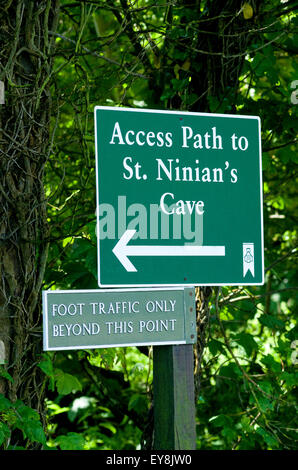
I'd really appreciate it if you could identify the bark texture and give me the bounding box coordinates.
[0,0,59,443]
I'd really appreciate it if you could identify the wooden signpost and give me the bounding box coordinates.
[43,106,263,450]
[153,344,197,449]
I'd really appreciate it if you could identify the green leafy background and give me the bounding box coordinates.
[1,0,297,450]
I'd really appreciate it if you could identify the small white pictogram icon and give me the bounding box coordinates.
[243,243,255,277]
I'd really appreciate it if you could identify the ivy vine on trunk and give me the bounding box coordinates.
[0,0,60,448]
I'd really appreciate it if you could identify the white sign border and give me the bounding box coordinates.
[43,287,195,351]
[94,106,264,287]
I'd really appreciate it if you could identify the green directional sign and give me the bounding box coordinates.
[94,106,264,287]
[43,288,196,351]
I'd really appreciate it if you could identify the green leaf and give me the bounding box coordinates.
[55,369,82,395]
[0,422,11,446]
[257,395,275,412]
[235,333,258,356]
[280,371,298,388]
[170,78,188,92]
[209,414,233,428]
[14,401,40,421]
[0,394,12,411]
[259,315,285,330]
[208,339,226,356]
[256,427,279,448]
[261,355,282,374]
[71,237,92,256]
[99,422,117,434]
[88,349,116,369]
[11,401,46,445]
[0,366,13,383]
[221,426,237,441]
[57,432,85,450]
[85,249,97,277]
[22,420,46,445]
[128,394,148,416]
[219,363,242,378]
[38,355,54,378]
[38,355,56,391]
[240,415,252,433]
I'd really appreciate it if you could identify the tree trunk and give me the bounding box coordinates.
[0,0,59,447]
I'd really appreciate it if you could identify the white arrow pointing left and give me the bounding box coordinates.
[112,229,226,272]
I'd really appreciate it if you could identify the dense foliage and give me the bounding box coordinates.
[0,0,297,450]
